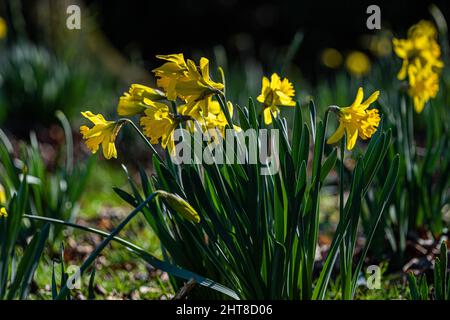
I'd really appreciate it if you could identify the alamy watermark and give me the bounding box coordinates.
[170,128,280,176]
[366,265,381,290]
[366,5,381,30]
[66,265,81,290]
[66,5,81,30]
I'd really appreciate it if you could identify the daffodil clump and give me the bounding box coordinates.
[80,54,230,157]
[393,20,443,113]
[80,54,298,158]
[327,87,381,150]
[73,47,392,301]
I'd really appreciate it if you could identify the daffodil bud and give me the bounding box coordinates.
[156,190,200,223]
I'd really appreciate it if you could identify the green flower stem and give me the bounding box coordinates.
[55,111,73,174]
[339,138,345,218]
[120,118,162,162]
[216,92,234,128]
[54,192,158,299]
[217,67,226,97]
[339,136,350,299]
[171,101,178,115]
[324,106,350,298]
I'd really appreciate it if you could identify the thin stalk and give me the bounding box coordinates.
[171,101,178,115]
[55,111,73,174]
[216,92,234,128]
[306,108,331,298]
[339,138,345,217]
[339,137,349,298]
[218,67,226,97]
[120,118,162,162]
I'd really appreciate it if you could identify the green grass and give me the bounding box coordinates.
[79,162,131,219]
[31,211,172,300]
[30,160,171,300]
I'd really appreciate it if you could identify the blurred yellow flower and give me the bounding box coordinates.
[0,184,6,205]
[80,112,123,159]
[0,17,7,39]
[362,34,393,57]
[156,190,200,223]
[257,73,296,125]
[345,51,371,77]
[393,20,443,80]
[153,54,224,116]
[407,60,439,113]
[327,87,380,150]
[321,48,343,69]
[140,103,181,151]
[0,207,8,218]
[118,84,166,117]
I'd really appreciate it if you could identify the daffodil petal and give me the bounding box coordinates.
[264,107,273,125]
[350,87,364,108]
[346,127,358,150]
[327,123,345,145]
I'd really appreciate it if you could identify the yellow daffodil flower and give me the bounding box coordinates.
[117,84,165,117]
[0,207,7,218]
[80,112,123,159]
[175,57,224,115]
[140,103,183,151]
[327,87,381,150]
[203,100,234,135]
[153,55,224,116]
[393,20,443,80]
[156,190,200,223]
[152,53,190,101]
[179,99,240,139]
[345,51,371,77]
[407,60,439,113]
[257,73,296,125]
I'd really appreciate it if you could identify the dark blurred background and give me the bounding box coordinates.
[78,0,450,81]
[5,0,449,80]
[0,0,448,136]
